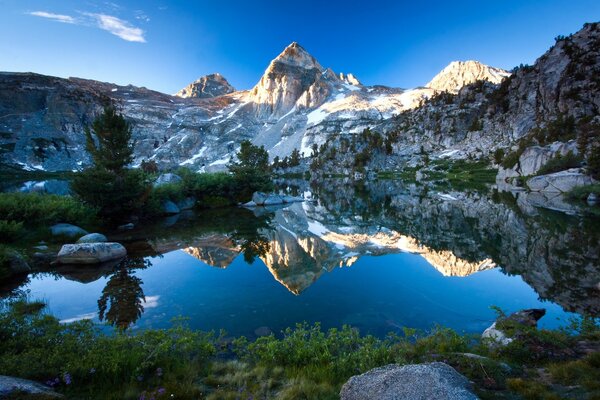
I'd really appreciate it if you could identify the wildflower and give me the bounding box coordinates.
[156,367,163,377]
[63,373,72,385]
[158,388,166,395]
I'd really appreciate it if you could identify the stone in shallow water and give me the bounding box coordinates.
[50,223,88,238]
[340,362,478,400]
[57,242,127,264]
[77,233,108,243]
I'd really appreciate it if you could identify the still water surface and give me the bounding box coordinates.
[4,180,599,337]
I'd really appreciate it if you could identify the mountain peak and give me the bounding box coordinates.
[270,41,322,70]
[175,73,235,98]
[426,60,510,93]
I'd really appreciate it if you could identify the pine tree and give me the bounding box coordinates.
[289,148,301,167]
[84,106,134,173]
[228,140,272,199]
[72,106,148,221]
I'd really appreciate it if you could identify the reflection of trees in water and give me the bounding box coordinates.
[97,257,150,330]
[228,211,273,264]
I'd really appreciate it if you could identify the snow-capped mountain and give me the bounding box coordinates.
[425,60,510,93]
[175,73,235,98]
[0,40,514,171]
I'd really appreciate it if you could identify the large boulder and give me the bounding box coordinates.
[0,375,63,398]
[50,223,88,238]
[340,362,478,400]
[56,242,127,264]
[153,173,182,188]
[527,169,596,193]
[77,233,108,243]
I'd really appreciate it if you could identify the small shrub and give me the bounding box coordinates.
[0,220,24,242]
[0,193,96,227]
[537,151,583,175]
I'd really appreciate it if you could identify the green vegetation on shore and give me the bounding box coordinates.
[0,299,598,400]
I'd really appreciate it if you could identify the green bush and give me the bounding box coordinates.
[537,151,583,175]
[0,220,24,242]
[0,193,96,227]
[566,183,600,201]
[72,168,149,221]
[0,299,216,399]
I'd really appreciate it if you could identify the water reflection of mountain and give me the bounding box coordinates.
[38,181,599,317]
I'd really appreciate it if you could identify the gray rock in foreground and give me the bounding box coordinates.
[0,375,63,398]
[50,223,88,238]
[340,362,478,400]
[57,242,127,264]
[77,233,108,243]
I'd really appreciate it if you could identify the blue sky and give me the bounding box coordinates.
[0,0,598,94]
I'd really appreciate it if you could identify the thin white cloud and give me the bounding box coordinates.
[28,11,76,24]
[87,13,146,43]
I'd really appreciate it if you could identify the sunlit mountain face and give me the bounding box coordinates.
[4,179,597,336]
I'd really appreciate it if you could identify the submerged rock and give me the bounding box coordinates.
[77,233,108,243]
[56,242,127,264]
[251,192,304,206]
[117,223,135,231]
[50,223,88,238]
[340,362,478,400]
[0,375,63,398]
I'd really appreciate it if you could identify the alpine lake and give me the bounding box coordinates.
[2,178,599,338]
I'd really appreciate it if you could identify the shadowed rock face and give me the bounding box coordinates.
[175,73,235,99]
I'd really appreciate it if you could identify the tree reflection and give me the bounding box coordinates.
[98,257,150,330]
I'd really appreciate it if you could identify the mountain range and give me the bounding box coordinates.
[0,23,598,181]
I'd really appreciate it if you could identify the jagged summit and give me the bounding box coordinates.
[339,72,361,86]
[175,73,235,98]
[250,42,332,118]
[270,42,323,70]
[426,60,510,93]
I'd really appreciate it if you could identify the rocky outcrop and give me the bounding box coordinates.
[426,60,510,94]
[527,169,596,192]
[482,309,546,345]
[1,24,598,178]
[340,362,478,400]
[56,242,127,264]
[175,73,235,98]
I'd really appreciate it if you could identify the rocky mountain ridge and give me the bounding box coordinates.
[175,73,235,98]
[0,39,511,171]
[0,22,598,177]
